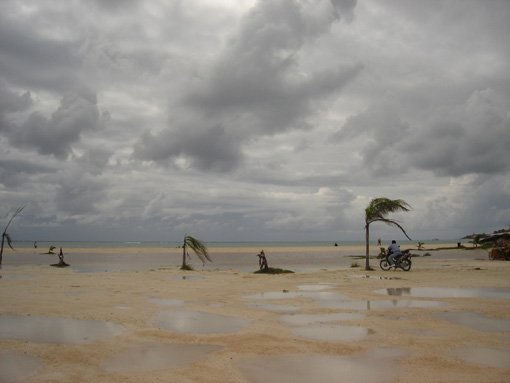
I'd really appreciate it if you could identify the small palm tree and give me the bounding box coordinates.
[181,234,212,270]
[364,198,411,270]
[0,206,25,266]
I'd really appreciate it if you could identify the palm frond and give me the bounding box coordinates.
[3,205,25,233]
[185,235,212,264]
[373,218,412,240]
[365,198,411,223]
[5,233,14,250]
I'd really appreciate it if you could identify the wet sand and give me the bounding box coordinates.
[1,245,509,382]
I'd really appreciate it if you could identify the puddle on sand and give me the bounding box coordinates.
[168,275,205,281]
[250,303,300,313]
[349,274,402,280]
[450,347,510,369]
[149,298,184,306]
[152,309,249,334]
[0,314,124,344]
[404,328,442,337]
[236,353,395,383]
[0,274,33,281]
[376,287,510,299]
[280,312,364,325]
[319,299,446,310]
[297,284,335,291]
[291,325,369,342]
[102,343,222,372]
[436,312,510,332]
[245,291,349,301]
[0,351,41,382]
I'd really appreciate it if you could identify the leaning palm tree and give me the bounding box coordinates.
[364,198,411,270]
[181,234,212,270]
[0,206,25,266]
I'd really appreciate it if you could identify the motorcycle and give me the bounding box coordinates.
[379,249,412,271]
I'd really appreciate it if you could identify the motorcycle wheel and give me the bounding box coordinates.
[400,259,412,271]
[380,259,391,271]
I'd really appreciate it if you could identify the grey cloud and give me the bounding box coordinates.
[0,157,55,187]
[334,89,510,177]
[136,0,361,172]
[5,91,103,158]
[0,82,32,115]
[407,89,510,176]
[55,174,107,215]
[187,0,361,133]
[135,124,242,172]
[0,12,82,92]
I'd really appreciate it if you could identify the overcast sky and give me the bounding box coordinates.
[1,0,509,242]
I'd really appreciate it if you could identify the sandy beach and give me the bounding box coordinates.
[1,244,509,382]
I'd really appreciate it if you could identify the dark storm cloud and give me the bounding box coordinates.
[0,14,82,92]
[334,89,510,177]
[135,124,243,172]
[135,0,361,171]
[4,91,104,158]
[0,82,32,115]
[55,174,107,215]
[0,158,54,187]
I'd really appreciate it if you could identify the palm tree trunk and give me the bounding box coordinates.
[365,224,370,270]
[0,233,5,265]
[181,240,187,269]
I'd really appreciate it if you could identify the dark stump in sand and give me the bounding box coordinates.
[254,267,294,274]
[51,247,70,267]
[51,260,70,268]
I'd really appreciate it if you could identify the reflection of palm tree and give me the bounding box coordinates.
[0,206,25,266]
[181,235,212,270]
[364,198,411,271]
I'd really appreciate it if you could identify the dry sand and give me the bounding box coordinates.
[1,245,509,382]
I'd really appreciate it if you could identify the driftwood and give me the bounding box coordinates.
[254,250,294,274]
[51,247,70,267]
[257,250,268,271]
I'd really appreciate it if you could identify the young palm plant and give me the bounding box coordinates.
[181,234,212,270]
[0,206,25,266]
[364,198,411,271]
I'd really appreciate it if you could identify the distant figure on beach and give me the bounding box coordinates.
[377,238,382,246]
[257,250,268,270]
[387,240,401,266]
[334,242,338,247]
[33,241,37,248]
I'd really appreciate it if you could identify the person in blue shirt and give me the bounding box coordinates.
[387,240,401,266]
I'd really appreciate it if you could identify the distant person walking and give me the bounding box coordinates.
[377,238,382,246]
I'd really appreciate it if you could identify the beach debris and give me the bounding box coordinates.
[351,262,360,268]
[488,240,510,261]
[0,205,25,265]
[257,250,268,271]
[254,250,294,274]
[43,245,56,255]
[51,247,70,267]
[417,242,424,250]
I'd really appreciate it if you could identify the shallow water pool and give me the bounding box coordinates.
[0,314,124,344]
